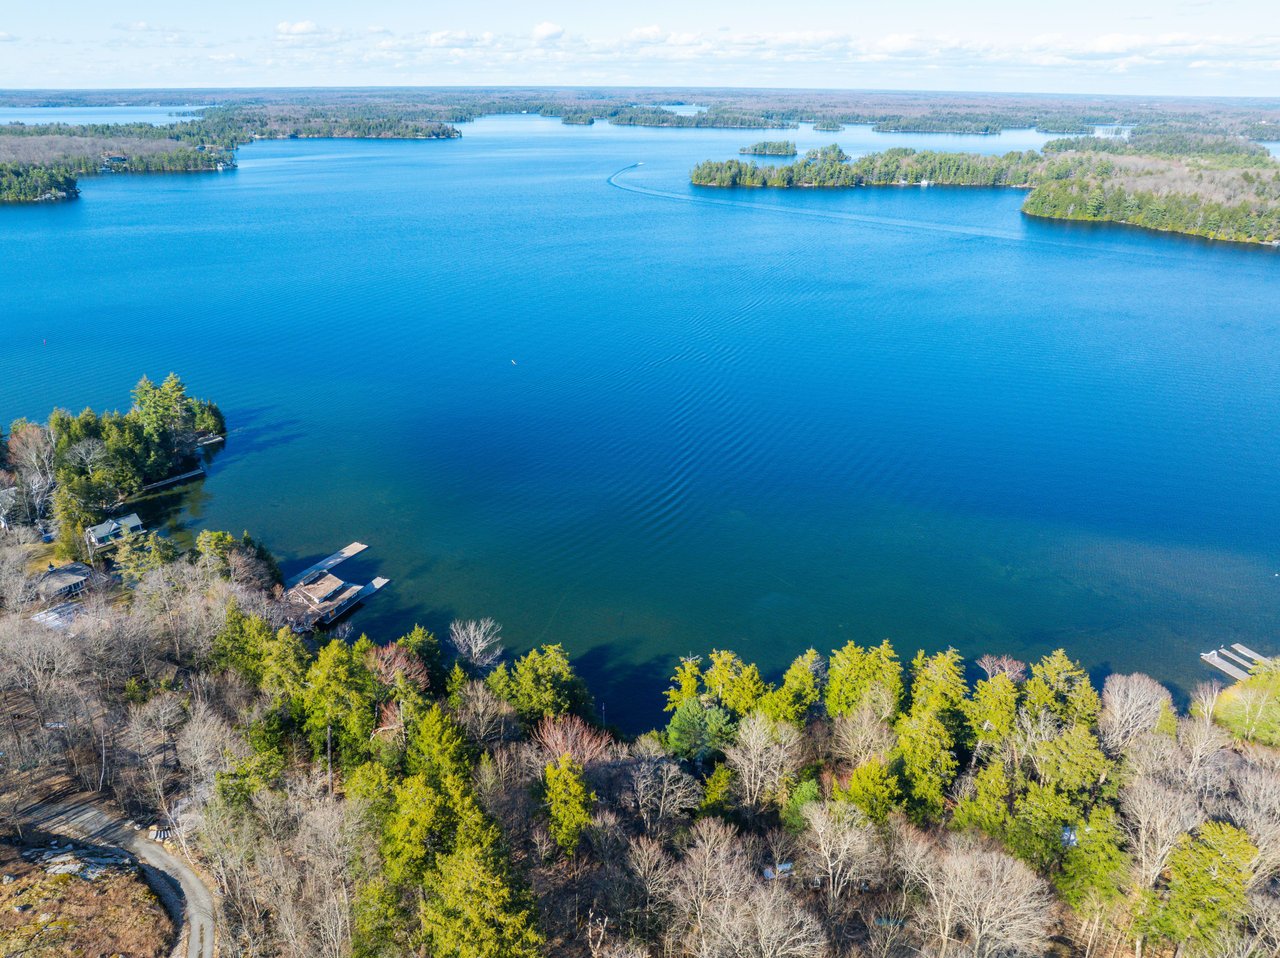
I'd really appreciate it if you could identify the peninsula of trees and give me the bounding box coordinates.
[0,105,460,203]
[692,135,1280,245]
[2,373,225,557]
[740,140,798,156]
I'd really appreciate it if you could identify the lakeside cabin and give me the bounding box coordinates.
[35,562,101,602]
[283,542,389,630]
[85,513,144,552]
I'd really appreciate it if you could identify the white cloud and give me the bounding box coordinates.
[532,22,564,43]
[0,32,16,43]
[276,20,320,36]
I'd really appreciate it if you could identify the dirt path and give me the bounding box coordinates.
[18,792,215,958]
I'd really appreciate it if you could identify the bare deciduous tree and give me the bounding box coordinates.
[533,713,614,767]
[628,756,702,836]
[1098,673,1172,755]
[1121,774,1205,887]
[901,829,1054,958]
[455,679,518,745]
[832,703,896,769]
[703,882,827,958]
[448,617,504,669]
[976,654,1027,683]
[800,800,885,914]
[725,714,802,812]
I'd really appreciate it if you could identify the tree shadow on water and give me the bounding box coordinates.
[572,642,674,737]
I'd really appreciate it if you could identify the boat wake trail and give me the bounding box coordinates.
[606,163,1026,243]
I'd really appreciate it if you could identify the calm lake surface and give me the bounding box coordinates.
[2,115,1278,730]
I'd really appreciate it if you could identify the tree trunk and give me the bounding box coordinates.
[326,723,333,795]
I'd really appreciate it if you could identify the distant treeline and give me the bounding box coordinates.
[609,106,795,129]
[691,138,1280,245]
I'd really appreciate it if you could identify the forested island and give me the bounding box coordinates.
[692,135,1280,245]
[740,140,798,156]
[5,398,1280,958]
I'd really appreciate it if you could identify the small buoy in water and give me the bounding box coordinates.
[511,360,517,365]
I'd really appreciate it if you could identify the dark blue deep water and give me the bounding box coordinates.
[2,115,1278,730]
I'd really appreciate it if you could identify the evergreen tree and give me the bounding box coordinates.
[543,754,595,856]
[825,639,903,719]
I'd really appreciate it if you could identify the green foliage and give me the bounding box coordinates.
[397,624,446,693]
[908,649,968,718]
[952,761,1013,838]
[1216,667,1280,745]
[1005,782,1080,872]
[757,649,823,726]
[260,625,308,706]
[417,843,544,958]
[1140,822,1256,951]
[214,749,285,808]
[740,140,798,156]
[962,674,1020,747]
[1055,806,1130,910]
[112,531,180,584]
[406,704,472,780]
[836,758,901,824]
[212,603,271,681]
[825,639,903,719]
[1023,650,1100,727]
[485,644,592,724]
[893,710,957,823]
[664,698,734,762]
[664,657,703,712]
[543,754,596,856]
[700,763,734,818]
[780,777,821,833]
[704,650,770,717]
[1032,724,1112,797]
[302,638,378,771]
[351,877,405,958]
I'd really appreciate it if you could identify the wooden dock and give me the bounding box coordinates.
[1201,643,1271,682]
[283,543,388,630]
[139,466,205,494]
[285,542,368,589]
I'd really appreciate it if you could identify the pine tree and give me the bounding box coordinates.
[543,754,595,856]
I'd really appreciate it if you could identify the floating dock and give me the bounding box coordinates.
[1201,643,1271,682]
[283,542,388,629]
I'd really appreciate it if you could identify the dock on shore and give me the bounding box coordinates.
[283,542,387,629]
[285,542,368,589]
[1201,643,1271,682]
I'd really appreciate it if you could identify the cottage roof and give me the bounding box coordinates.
[86,513,144,542]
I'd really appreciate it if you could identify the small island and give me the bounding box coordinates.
[813,120,845,132]
[691,136,1280,246]
[739,140,798,156]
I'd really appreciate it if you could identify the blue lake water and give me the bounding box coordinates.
[2,114,1278,730]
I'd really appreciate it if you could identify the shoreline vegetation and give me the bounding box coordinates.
[3,87,1280,205]
[691,136,1280,246]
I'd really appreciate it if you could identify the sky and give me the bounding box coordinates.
[1,1,1278,97]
